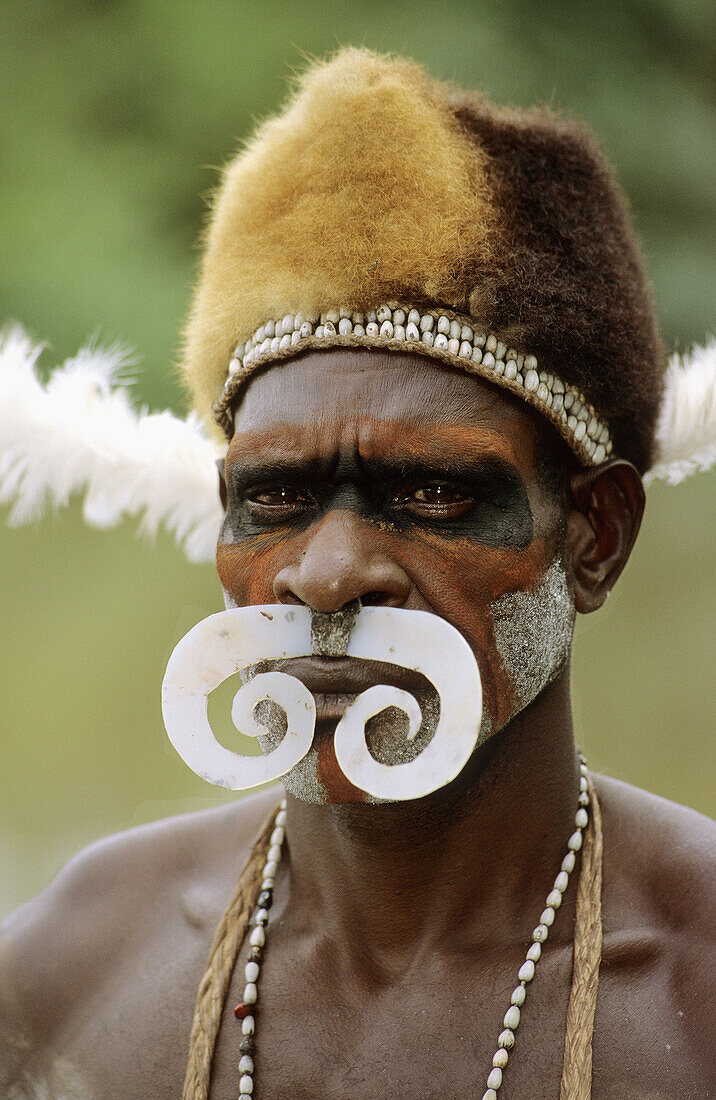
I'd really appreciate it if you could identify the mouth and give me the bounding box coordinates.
[244,656,433,723]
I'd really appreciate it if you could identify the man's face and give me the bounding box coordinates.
[217,349,574,803]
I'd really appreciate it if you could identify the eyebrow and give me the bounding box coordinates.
[225,453,524,493]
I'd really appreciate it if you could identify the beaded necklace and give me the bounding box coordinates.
[231,756,591,1099]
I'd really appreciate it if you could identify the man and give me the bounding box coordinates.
[1,48,714,1099]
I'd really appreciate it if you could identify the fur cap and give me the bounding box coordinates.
[182,48,665,471]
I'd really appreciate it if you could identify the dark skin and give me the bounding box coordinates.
[1,350,713,1098]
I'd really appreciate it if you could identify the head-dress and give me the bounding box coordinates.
[182,48,667,473]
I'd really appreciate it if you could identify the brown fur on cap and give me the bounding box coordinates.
[182,48,664,471]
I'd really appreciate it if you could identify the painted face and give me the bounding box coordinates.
[217,349,574,803]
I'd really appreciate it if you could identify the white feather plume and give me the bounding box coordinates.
[644,339,716,487]
[0,326,224,562]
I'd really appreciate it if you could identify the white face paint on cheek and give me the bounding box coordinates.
[490,559,575,718]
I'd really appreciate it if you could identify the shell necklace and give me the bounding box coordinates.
[232,756,591,1099]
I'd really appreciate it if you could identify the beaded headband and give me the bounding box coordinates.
[213,303,613,465]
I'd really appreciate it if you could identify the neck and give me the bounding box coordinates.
[281,670,580,970]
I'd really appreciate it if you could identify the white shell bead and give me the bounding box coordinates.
[524,369,539,392]
[243,982,257,1004]
[276,809,287,825]
[575,808,589,829]
[229,358,241,375]
[377,305,392,323]
[449,319,461,339]
[322,321,336,337]
[338,318,352,335]
[482,1091,498,1100]
[314,325,324,339]
[504,362,517,380]
[460,324,473,341]
[527,941,542,961]
[537,382,550,402]
[459,340,473,357]
[493,1048,509,1069]
[524,354,538,370]
[242,1015,255,1035]
[532,924,548,944]
[419,313,434,332]
[540,906,556,926]
[503,1005,521,1030]
[282,314,294,333]
[552,394,564,413]
[437,315,450,335]
[574,421,587,441]
[474,331,486,347]
[279,333,291,350]
[326,310,340,324]
[580,774,588,792]
[498,1029,515,1049]
[485,334,497,352]
[366,322,379,337]
[249,926,265,947]
[255,325,265,343]
[422,330,434,347]
[256,908,269,925]
[245,961,260,982]
[408,308,421,325]
[353,324,365,336]
[366,310,378,323]
[352,311,365,326]
[547,889,562,909]
[518,959,535,982]
[299,321,313,338]
[240,1074,254,1093]
[393,324,406,341]
[405,322,420,341]
[494,359,505,375]
[261,878,275,891]
[511,985,526,1006]
[447,338,460,354]
[482,351,495,368]
[263,860,278,879]
[568,830,583,851]
[579,791,590,807]
[471,346,483,363]
[487,1067,503,1090]
[270,827,285,845]
[434,333,449,350]
[393,308,406,325]
[268,843,282,862]
[495,340,507,360]
[593,444,606,463]
[260,338,271,353]
[562,851,576,874]
[290,330,301,345]
[239,1055,254,1073]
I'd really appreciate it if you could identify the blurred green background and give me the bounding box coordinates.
[1,0,714,921]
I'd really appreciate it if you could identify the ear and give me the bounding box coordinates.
[564,459,645,614]
[216,457,228,512]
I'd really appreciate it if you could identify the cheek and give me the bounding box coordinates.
[395,531,560,728]
[216,533,288,604]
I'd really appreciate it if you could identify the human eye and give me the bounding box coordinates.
[395,481,474,519]
[244,483,316,520]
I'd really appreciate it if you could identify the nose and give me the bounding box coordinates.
[273,510,411,612]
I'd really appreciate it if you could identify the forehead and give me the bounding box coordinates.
[229,348,545,466]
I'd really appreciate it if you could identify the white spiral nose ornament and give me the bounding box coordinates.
[161,605,482,800]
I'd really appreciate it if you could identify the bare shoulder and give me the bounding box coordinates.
[594,772,715,932]
[0,787,281,1095]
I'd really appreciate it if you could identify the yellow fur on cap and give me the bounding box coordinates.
[182,48,496,429]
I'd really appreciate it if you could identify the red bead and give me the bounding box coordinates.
[234,1002,251,1020]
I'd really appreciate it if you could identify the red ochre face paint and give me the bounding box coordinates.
[216,350,571,804]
